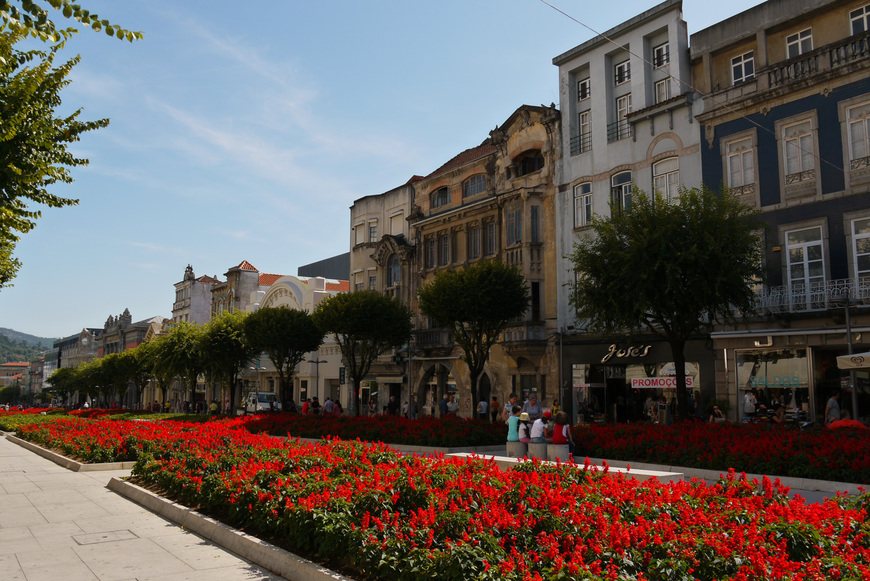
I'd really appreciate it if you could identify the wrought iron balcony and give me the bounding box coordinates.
[750,277,870,315]
[607,120,632,143]
[570,132,592,156]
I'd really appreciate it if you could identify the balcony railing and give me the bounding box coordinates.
[750,277,870,315]
[763,31,870,90]
[570,132,592,156]
[414,328,453,350]
[607,120,632,143]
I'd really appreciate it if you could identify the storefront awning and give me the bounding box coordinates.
[375,376,405,384]
[837,352,870,369]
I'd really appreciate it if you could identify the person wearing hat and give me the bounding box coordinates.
[530,410,552,444]
[518,412,532,443]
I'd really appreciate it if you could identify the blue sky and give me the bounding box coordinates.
[0,0,762,338]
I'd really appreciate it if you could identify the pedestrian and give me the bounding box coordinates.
[490,396,500,423]
[387,395,400,416]
[439,393,449,417]
[323,397,335,415]
[401,400,409,418]
[476,397,488,421]
[552,411,575,456]
[522,393,543,421]
[825,390,841,426]
[503,393,518,423]
[446,394,459,416]
[408,395,419,419]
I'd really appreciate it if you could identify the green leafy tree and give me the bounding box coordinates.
[47,364,76,405]
[0,32,110,289]
[147,333,175,407]
[1,1,143,42]
[417,260,530,412]
[117,344,150,406]
[244,306,324,411]
[313,290,411,416]
[569,187,764,420]
[159,322,204,406]
[200,310,256,412]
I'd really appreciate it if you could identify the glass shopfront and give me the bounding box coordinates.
[735,348,810,423]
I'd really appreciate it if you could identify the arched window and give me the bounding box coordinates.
[611,171,632,212]
[387,254,401,287]
[431,187,450,209]
[462,174,487,198]
[653,157,680,202]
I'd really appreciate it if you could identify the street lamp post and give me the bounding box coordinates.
[307,358,325,401]
[832,293,860,419]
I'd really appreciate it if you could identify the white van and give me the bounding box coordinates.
[245,391,282,413]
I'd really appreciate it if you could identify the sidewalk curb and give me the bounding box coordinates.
[107,477,353,581]
[5,434,137,472]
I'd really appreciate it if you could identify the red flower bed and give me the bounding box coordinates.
[571,421,870,484]
[12,416,870,580]
[238,412,506,448]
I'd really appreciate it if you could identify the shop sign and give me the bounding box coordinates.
[748,375,801,388]
[601,343,652,363]
[631,376,695,389]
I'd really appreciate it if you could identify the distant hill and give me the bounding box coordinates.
[0,328,58,363]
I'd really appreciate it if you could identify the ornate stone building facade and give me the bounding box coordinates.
[405,104,562,417]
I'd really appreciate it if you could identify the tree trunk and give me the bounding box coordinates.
[670,338,689,421]
[469,368,479,420]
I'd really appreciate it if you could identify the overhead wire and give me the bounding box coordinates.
[538,0,848,176]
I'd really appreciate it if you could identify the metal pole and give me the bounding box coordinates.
[845,304,859,419]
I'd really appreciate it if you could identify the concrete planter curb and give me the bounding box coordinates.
[5,433,137,471]
[583,457,866,495]
[107,478,353,581]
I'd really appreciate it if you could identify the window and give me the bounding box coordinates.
[577,77,590,100]
[611,172,632,212]
[609,94,632,141]
[425,238,435,269]
[848,101,870,162]
[438,233,450,266]
[653,43,670,68]
[614,60,630,85]
[727,137,755,187]
[655,79,670,104]
[783,119,814,177]
[484,222,496,256]
[387,254,401,286]
[786,227,825,302]
[578,110,591,153]
[653,157,680,201]
[354,224,365,245]
[368,275,377,290]
[573,183,592,228]
[431,187,450,209]
[530,206,540,243]
[354,282,364,291]
[851,4,870,35]
[854,218,870,277]
[731,51,755,85]
[516,151,544,176]
[462,174,486,198]
[368,221,378,243]
[389,213,404,236]
[468,226,481,259]
[506,209,522,245]
[786,28,813,59]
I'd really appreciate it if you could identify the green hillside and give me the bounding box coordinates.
[0,329,55,363]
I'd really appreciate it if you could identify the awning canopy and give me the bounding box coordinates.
[375,376,405,384]
[837,352,870,369]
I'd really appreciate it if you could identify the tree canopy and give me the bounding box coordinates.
[312,290,411,416]
[1,1,143,42]
[0,32,108,289]
[569,186,764,419]
[200,310,256,411]
[244,306,324,411]
[418,260,530,410]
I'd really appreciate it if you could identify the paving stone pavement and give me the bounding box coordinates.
[0,435,283,581]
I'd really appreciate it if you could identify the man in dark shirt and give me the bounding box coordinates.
[387,395,400,416]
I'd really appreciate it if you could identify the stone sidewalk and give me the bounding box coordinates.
[0,434,283,581]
